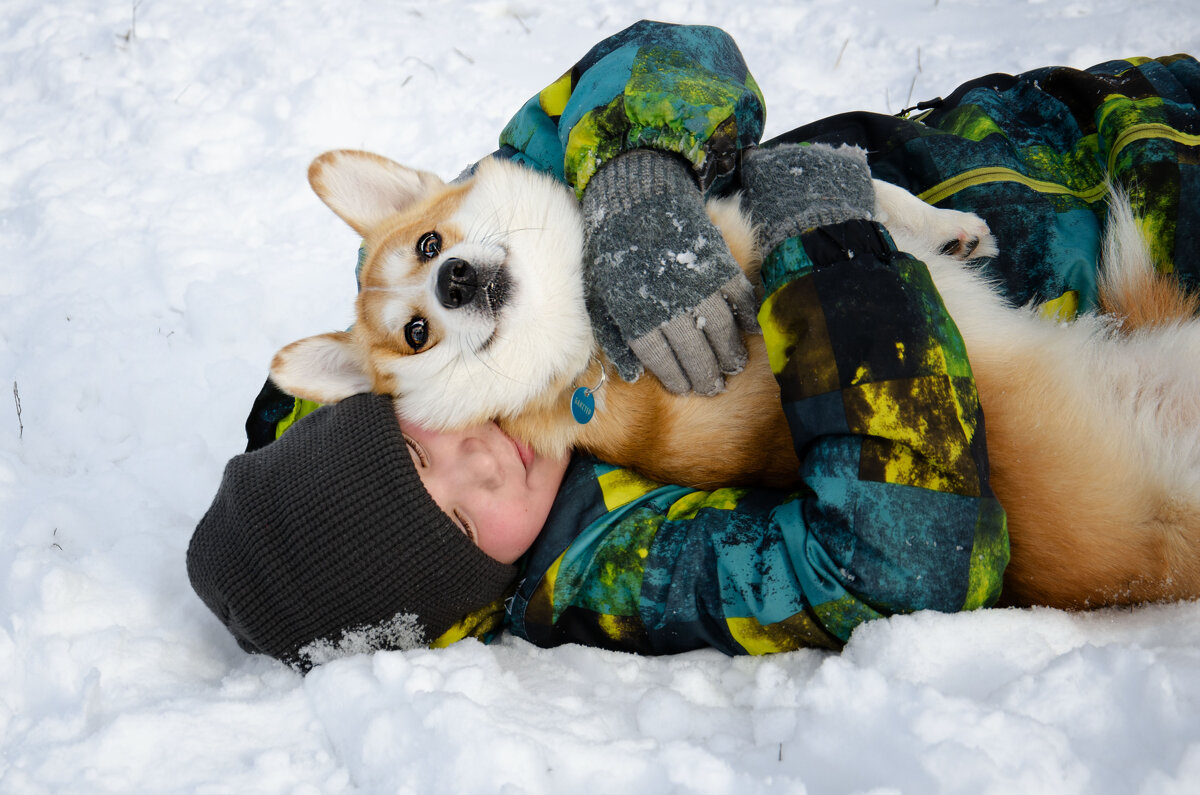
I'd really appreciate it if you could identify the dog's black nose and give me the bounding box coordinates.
[436,258,478,309]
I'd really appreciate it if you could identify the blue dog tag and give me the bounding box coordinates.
[571,386,595,424]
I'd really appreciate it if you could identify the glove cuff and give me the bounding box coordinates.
[582,148,701,218]
[742,143,875,256]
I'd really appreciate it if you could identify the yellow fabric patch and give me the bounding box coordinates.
[275,397,323,439]
[564,111,604,195]
[759,279,840,398]
[597,467,663,512]
[963,505,1010,610]
[430,600,506,648]
[940,109,1007,143]
[848,378,980,496]
[1038,290,1079,322]
[525,554,564,626]
[597,613,643,643]
[666,488,746,521]
[811,595,884,641]
[726,612,841,654]
[758,289,794,376]
[538,69,573,118]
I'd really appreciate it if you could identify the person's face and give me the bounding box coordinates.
[398,418,570,564]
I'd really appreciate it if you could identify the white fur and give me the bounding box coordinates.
[873,178,999,262]
[385,158,595,429]
[277,155,1008,431]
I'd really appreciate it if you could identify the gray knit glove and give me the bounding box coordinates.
[740,143,875,255]
[582,149,760,396]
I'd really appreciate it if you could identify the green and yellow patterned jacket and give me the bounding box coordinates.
[495,19,764,197]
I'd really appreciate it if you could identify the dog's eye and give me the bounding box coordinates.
[404,317,429,350]
[417,232,441,260]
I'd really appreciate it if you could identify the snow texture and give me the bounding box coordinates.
[2,1,1199,792]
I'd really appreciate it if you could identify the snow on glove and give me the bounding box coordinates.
[581,149,760,396]
[740,143,875,256]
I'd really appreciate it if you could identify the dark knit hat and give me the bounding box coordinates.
[187,392,518,671]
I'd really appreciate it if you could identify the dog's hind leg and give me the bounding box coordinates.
[871,179,998,264]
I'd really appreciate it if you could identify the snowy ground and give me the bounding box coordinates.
[3,0,1200,792]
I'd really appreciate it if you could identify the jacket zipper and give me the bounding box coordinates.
[917,123,1200,206]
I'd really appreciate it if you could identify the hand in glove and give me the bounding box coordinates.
[738,142,876,256]
[581,149,760,397]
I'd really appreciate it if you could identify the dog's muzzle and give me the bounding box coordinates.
[436,258,509,313]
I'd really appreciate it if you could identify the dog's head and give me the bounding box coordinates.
[270,151,593,431]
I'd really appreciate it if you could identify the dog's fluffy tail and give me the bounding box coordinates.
[1098,188,1200,328]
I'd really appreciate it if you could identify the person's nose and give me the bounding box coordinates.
[459,439,505,489]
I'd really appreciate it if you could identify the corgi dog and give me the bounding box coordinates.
[271,150,1200,609]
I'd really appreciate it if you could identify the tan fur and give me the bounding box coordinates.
[969,336,1200,607]
[503,337,798,491]
[275,151,1200,610]
[1100,260,1200,327]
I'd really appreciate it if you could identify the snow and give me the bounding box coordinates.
[3,0,1199,791]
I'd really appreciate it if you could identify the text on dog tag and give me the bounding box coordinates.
[571,386,595,424]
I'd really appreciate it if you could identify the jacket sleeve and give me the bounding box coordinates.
[507,220,1009,655]
[495,20,765,197]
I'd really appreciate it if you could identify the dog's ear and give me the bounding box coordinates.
[269,331,374,404]
[308,150,445,236]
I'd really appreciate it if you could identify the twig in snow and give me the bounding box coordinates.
[905,47,923,109]
[13,381,23,439]
[511,13,531,34]
[399,56,438,82]
[118,0,143,44]
[453,47,475,65]
[834,38,849,69]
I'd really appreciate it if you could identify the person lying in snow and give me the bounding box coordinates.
[187,20,1199,671]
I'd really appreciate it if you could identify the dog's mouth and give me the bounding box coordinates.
[481,270,510,315]
[477,271,511,352]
